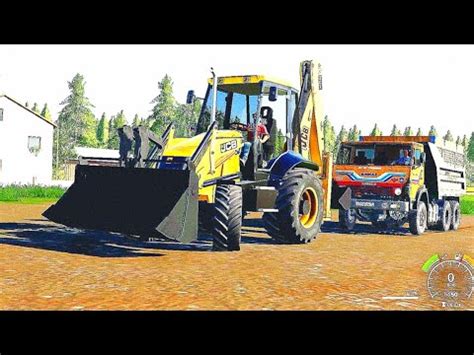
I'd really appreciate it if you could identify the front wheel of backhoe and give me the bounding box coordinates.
[211,184,243,251]
[263,168,323,244]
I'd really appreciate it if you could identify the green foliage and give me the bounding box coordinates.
[347,125,360,141]
[403,126,413,136]
[40,103,52,121]
[149,75,176,135]
[390,124,402,136]
[428,125,437,137]
[334,125,348,160]
[0,185,65,202]
[274,129,285,156]
[132,114,140,127]
[96,112,109,148]
[461,195,474,215]
[322,115,336,156]
[108,110,127,149]
[53,73,96,173]
[370,123,382,136]
[443,130,454,142]
[468,132,474,162]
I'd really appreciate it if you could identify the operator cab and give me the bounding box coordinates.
[189,75,298,179]
[336,142,424,167]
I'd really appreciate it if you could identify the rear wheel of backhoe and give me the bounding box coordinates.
[211,184,243,251]
[263,168,323,244]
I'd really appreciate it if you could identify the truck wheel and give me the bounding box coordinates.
[339,208,356,231]
[436,200,452,232]
[449,200,461,230]
[263,168,323,244]
[409,201,427,235]
[211,184,242,251]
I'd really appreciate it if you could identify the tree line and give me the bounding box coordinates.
[48,73,201,178]
[38,72,474,180]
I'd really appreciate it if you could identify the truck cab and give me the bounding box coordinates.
[332,136,466,234]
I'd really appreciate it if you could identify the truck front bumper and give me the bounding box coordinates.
[350,199,410,212]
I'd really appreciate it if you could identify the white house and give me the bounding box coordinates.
[0,94,56,185]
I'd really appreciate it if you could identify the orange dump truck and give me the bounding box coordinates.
[331,136,466,235]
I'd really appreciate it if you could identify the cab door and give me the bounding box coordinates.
[409,145,425,201]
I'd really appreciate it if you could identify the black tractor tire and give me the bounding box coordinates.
[211,184,243,251]
[449,200,461,231]
[339,208,356,231]
[263,168,323,244]
[436,199,452,232]
[409,201,427,235]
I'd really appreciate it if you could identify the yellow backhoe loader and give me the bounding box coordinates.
[44,60,333,251]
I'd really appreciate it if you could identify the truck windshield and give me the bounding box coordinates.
[336,144,413,166]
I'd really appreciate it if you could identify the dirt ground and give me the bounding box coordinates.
[0,203,473,310]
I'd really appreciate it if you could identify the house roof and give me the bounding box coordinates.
[0,94,57,127]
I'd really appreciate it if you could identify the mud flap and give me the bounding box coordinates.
[43,165,199,243]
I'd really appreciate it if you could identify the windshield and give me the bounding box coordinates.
[336,144,414,166]
[197,85,259,134]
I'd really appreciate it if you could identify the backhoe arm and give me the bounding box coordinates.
[292,60,325,169]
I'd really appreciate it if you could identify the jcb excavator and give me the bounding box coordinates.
[43,60,333,251]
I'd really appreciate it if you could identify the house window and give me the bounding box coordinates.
[28,136,42,154]
[0,108,3,121]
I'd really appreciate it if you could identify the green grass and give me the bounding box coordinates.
[0,185,65,204]
[461,194,474,215]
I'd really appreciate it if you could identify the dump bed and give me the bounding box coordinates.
[424,138,466,198]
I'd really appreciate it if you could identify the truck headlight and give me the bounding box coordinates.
[394,188,402,196]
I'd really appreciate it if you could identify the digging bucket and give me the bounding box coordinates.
[43,164,199,243]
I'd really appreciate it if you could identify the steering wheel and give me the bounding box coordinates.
[229,122,248,131]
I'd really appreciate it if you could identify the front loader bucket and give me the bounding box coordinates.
[43,165,199,243]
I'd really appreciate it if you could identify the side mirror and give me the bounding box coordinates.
[420,152,426,164]
[268,86,278,102]
[186,90,195,105]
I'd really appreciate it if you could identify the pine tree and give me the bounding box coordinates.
[370,123,382,136]
[132,114,140,127]
[390,124,402,136]
[443,130,454,142]
[53,73,96,173]
[428,125,437,137]
[108,110,127,149]
[467,132,474,162]
[403,126,413,136]
[322,115,336,155]
[347,125,359,141]
[456,136,461,146]
[149,75,176,135]
[334,125,348,159]
[462,135,469,151]
[31,102,40,113]
[40,103,52,121]
[416,127,423,136]
[96,113,109,148]
[25,101,30,108]
[274,129,285,156]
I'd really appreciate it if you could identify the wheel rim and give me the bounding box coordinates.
[299,187,318,228]
[419,208,426,229]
